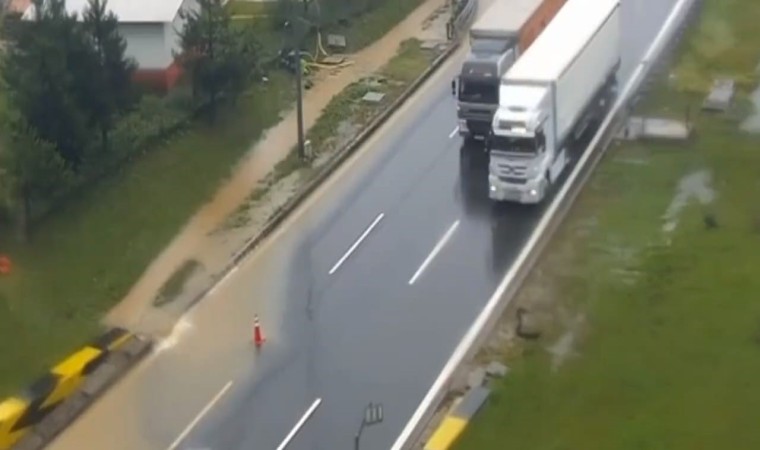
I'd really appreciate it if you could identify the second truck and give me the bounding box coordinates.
[452,0,567,141]
[486,0,621,204]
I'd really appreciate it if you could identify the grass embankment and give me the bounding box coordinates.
[0,0,429,396]
[454,0,760,448]
[225,38,435,226]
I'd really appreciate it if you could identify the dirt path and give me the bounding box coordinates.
[104,0,449,335]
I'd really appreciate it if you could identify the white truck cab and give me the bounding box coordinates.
[487,85,567,204]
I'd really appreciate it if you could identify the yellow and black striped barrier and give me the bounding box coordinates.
[425,386,491,450]
[0,328,134,449]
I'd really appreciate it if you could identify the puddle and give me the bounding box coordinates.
[547,314,585,372]
[662,170,716,233]
[740,85,760,133]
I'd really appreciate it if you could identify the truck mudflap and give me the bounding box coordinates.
[548,148,568,184]
[459,120,491,139]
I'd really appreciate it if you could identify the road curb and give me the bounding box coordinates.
[3,330,152,450]
[183,38,466,315]
[424,386,490,450]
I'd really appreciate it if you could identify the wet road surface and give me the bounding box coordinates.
[186,1,680,449]
[45,1,680,449]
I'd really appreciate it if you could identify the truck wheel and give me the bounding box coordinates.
[543,173,551,197]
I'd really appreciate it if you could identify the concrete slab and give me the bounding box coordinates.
[618,116,692,141]
[467,367,485,389]
[485,361,509,378]
[452,386,491,419]
[321,55,346,65]
[362,91,386,103]
[702,78,735,112]
[326,34,346,49]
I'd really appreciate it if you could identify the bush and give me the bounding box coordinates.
[108,96,190,166]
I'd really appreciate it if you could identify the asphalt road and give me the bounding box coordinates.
[188,2,680,449]
[46,1,679,449]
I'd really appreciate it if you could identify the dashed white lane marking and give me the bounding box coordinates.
[329,213,385,275]
[276,398,323,450]
[167,381,234,450]
[448,127,459,139]
[408,220,460,285]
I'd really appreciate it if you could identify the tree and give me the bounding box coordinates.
[178,0,260,121]
[81,0,136,153]
[0,115,72,241]
[2,0,92,167]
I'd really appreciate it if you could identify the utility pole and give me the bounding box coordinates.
[294,0,308,160]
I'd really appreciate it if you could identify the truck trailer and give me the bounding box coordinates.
[452,0,567,141]
[486,0,621,204]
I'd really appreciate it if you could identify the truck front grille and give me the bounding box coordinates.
[493,162,527,179]
[498,176,526,184]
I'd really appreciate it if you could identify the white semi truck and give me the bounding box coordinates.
[486,0,621,203]
[452,0,567,140]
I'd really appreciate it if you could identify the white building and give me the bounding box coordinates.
[22,0,200,90]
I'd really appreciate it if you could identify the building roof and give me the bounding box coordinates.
[6,0,32,14]
[22,0,188,23]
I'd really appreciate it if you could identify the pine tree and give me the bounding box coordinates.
[81,0,136,152]
[0,113,72,241]
[2,0,91,166]
[178,0,260,122]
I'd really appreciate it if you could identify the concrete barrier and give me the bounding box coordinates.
[424,386,490,450]
[392,0,703,448]
[1,329,152,450]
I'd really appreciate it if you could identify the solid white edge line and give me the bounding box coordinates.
[408,220,460,285]
[208,265,240,296]
[448,126,459,139]
[275,398,324,450]
[328,213,385,275]
[390,0,694,448]
[166,380,234,450]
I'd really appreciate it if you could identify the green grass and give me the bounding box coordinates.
[0,73,294,396]
[0,2,429,397]
[226,0,425,54]
[453,0,760,448]
[226,0,271,17]
[308,38,431,153]
[154,259,202,307]
[331,0,424,52]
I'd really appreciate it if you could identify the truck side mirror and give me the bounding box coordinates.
[451,78,457,97]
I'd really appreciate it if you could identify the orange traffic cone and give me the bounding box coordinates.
[0,255,11,275]
[253,314,266,347]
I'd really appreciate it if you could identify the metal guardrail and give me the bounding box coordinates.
[391,0,701,447]
[447,0,477,40]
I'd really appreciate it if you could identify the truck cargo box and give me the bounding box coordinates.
[501,0,621,143]
[469,0,564,45]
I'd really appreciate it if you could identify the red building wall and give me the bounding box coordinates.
[132,60,184,92]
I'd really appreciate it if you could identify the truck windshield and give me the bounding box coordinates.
[458,78,498,104]
[489,135,537,154]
